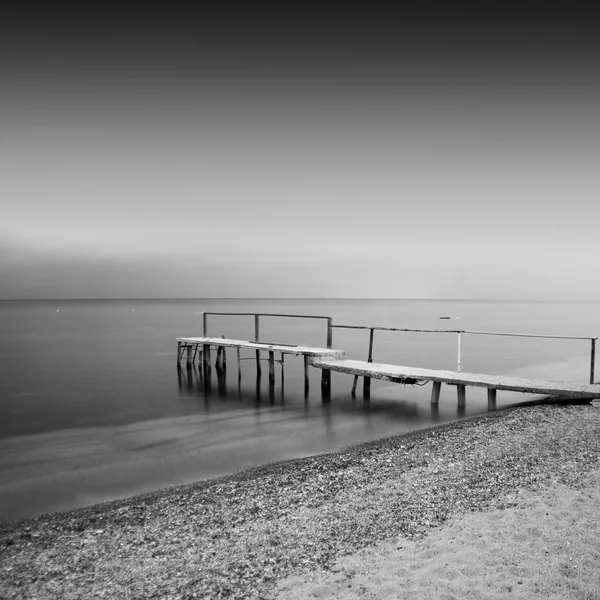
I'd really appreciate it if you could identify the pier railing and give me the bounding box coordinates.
[331,325,598,384]
[201,312,333,347]
[198,312,596,384]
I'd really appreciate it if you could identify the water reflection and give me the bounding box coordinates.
[174,366,473,422]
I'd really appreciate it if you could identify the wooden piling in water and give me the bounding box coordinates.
[457,384,466,409]
[321,370,331,400]
[487,388,497,411]
[351,375,358,396]
[268,351,275,390]
[186,345,193,368]
[304,355,309,397]
[237,347,241,382]
[203,344,211,378]
[363,328,374,398]
[431,381,441,405]
[177,341,182,366]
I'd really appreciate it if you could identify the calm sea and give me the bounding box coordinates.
[0,298,597,522]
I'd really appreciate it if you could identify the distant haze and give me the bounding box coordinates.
[2,5,599,300]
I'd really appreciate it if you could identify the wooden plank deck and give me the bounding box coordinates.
[309,358,600,398]
[176,337,345,358]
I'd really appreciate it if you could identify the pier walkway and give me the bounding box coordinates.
[177,311,600,407]
[309,357,600,409]
[176,336,343,393]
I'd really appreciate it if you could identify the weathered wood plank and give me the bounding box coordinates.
[176,337,344,358]
[308,358,600,398]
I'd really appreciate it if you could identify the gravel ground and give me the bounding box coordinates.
[1,402,599,599]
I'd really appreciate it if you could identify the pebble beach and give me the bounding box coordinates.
[1,401,599,599]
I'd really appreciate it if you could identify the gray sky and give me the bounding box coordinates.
[2,5,599,299]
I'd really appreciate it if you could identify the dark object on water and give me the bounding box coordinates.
[439,316,451,319]
[388,376,421,385]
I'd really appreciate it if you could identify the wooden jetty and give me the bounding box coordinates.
[308,358,600,410]
[177,311,600,407]
[177,337,344,396]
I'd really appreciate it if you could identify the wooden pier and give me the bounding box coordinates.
[177,311,600,407]
[177,336,344,396]
[308,358,600,410]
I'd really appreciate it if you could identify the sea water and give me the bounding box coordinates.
[0,298,597,521]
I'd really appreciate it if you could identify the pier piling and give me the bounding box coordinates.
[268,351,275,391]
[431,381,442,405]
[363,328,374,398]
[487,388,497,411]
[203,344,211,379]
[457,384,466,413]
[304,355,310,397]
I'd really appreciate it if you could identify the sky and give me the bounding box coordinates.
[1,4,599,300]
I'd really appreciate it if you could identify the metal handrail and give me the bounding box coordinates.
[197,313,597,384]
[201,312,333,348]
[331,324,597,383]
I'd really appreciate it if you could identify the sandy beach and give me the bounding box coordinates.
[1,402,599,599]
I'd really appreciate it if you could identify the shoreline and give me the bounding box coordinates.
[2,402,600,599]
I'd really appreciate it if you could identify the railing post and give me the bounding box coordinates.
[326,317,333,349]
[591,338,596,384]
[202,312,207,337]
[457,332,461,373]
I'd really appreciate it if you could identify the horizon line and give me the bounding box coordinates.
[1,297,599,303]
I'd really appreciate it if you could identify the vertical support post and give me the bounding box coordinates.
[591,338,596,384]
[237,347,241,382]
[320,317,333,396]
[268,351,275,390]
[203,344,211,379]
[202,312,207,337]
[351,375,358,397]
[254,314,260,342]
[487,388,497,411]
[304,355,310,398]
[216,346,223,369]
[177,341,182,366]
[280,353,285,389]
[363,328,374,398]
[457,384,466,410]
[321,369,331,401]
[430,381,441,405]
[254,314,261,377]
[186,345,193,368]
[221,335,227,370]
[457,332,461,373]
